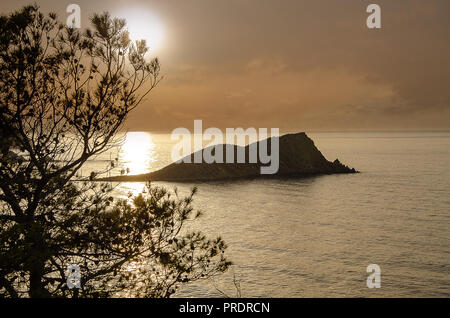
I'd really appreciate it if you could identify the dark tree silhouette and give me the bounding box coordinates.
[0,5,230,298]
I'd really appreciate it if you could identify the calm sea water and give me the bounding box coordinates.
[85,131,450,297]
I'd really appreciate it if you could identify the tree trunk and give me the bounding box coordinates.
[29,260,48,298]
[27,223,51,298]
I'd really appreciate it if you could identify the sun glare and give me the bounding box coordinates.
[119,132,155,197]
[121,132,155,175]
[115,8,166,52]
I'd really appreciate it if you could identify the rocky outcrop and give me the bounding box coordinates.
[102,132,357,182]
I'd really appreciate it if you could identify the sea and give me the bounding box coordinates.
[83,131,450,297]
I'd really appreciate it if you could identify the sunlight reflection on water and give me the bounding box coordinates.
[120,132,156,175]
[116,132,156,197]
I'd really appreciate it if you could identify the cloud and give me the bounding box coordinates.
[246,58,288,75]
[6,0,448,130]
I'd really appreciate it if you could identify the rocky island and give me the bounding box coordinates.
[101,132,357,182]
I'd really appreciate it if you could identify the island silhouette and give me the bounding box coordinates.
[101,132,357,182]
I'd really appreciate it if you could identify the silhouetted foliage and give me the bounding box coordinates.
[0,5,230,297]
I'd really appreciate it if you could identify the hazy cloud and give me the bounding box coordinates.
[2,0,449,130]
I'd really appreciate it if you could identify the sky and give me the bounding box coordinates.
[1,0,450,131]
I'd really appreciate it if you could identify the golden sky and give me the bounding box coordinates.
[2,0,450,131]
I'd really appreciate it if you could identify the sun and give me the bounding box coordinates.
[115,8,166,52]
